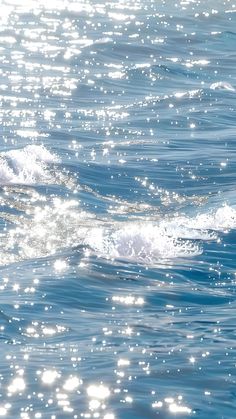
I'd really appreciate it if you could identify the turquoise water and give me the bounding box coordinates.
[0,0,236,417]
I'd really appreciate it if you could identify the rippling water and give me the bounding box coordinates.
[0,0,236,417]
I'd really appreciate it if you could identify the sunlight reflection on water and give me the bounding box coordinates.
[0,0,236,418]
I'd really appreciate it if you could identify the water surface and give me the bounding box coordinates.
[0,0,236,418]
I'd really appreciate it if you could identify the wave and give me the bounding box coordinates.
[210,81,235,91]
[0,192,235,266]
[0,145,59,185]
[0,146,235,266]
[170,205,236,232]
[85,205,236,263]
[85,223,202,262]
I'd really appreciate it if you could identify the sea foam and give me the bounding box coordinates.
[0,145,59,185]
[85,205,236,263]
[0,145,235,266]
[85,223,202,262]
[210,81,235,92]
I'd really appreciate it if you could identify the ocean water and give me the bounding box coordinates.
[0,0,236,417]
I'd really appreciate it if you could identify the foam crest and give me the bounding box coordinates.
[195,205,236,231]
[175,205,236,232]
[86,205,236,263]
[0,145,59,185]
[1,197,236,266]
[86,223,202,263]
[160,223,217,241]
[210,81,235,91]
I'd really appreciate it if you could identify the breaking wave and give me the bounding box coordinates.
[0,194,235,267]
[0,145,59,185]
[0,145,235,266]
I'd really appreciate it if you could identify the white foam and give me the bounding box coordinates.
[85,223,202,263]
[0,145,59,185]
[174,205,236,232]
[1,191,236,266]
[210,81,235,92]
[85,205,236,263]
[193,205,236,231]
[160,223,217,241]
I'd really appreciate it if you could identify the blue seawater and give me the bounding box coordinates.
[0,0,236,417]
